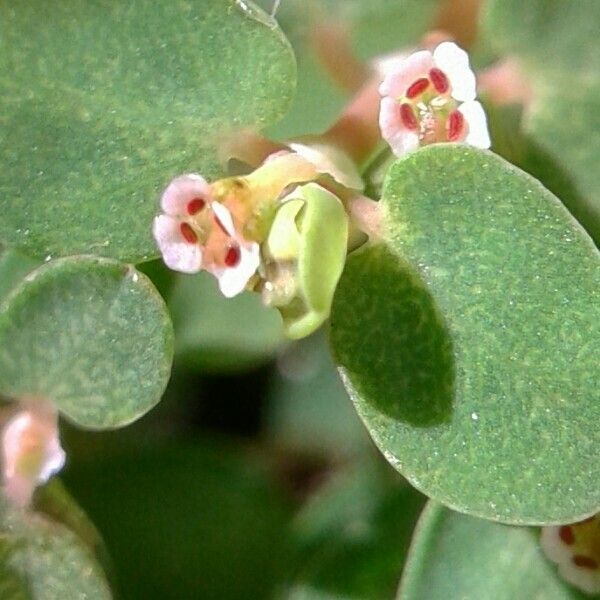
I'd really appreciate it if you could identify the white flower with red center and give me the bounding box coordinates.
[1,402,65,507]
[152,174,260,298]
[540,515,600,594]
[378,41,490,156]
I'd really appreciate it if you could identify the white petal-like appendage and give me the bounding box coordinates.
[288,142,363,190]
[379,97,420,157]
[433,42,476,102]
[459,101,491,149]
[558,562,600,595]
[211,201,236,237]
[161,173,211,216]
[379,50,434,98]
[540,527,572,565]
[152,215,202,274]
[215,242,260,298]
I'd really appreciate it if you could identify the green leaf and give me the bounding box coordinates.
[331,146,600,524]
[286,462,426,600]
[0,257,174,429]
[0,0,296,262]
[169,272,283,373]
[0,494,111,599]
[63,440,295,600]
[483,0,600,240]
[0,249,39,303]
[399,502,587,600]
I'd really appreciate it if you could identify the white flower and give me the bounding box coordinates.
[2,402,65,508]
[540,516,600,595]
[378,41,489,157]
[152,174,211,274]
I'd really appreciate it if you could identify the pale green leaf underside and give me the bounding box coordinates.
[0,257,174,429]
[0,0,296,262]
[331,146,600,524]
[0,496,111,600]
[483,0,600,240]
[399,502,586,600]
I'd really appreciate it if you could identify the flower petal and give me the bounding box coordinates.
[161,173,211,216]
[214,242,260,298]
[211,201,236,237]
[540,527,573,565]
[433,42,476,102]
[458,100,491,149]
[379,97,420,157]
[558,562,600,595]
[152,215,202,274]
[379,50,434,98]
[288,142,363,190]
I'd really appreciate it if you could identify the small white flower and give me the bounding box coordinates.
[213,241,261,298]
[378,42,489,157]
[540,517,600,595]
[152,174,212,274]
[2,402,65,508]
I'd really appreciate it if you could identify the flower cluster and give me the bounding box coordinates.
[541,515,600,594]
[153,144,361,337]
[153,42,492,339]
[378,41,490,156]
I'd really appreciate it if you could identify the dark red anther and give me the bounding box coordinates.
[429,68,449,93]
[573,555,599,570]
[406,77,430,99]
[180,222,198,244]
[559,526,575,545]
[446,109,465,141]
[224,245,241,267]
[187,198,206,215]
[399,103,419,130]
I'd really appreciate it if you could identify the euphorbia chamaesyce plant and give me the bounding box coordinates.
[0,0,598,597]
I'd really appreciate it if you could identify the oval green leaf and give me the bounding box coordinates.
[399,502,587,600]
[0,257,174,429]
[331,146,600,524]
[0,495,111,599]
[0,0,296,262]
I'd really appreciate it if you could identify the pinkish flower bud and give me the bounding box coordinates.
[1,401,65,508]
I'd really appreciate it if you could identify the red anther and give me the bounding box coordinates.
[180,222,198,244]
[446,110,465,141]
[406,77,430,99]
[399,103,419,130]
[224,245,241,267]
[429,68,449,93]
[186,198,206,215]
[559,526,575,545]
[573,555,599,570]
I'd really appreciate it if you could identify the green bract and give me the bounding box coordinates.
[331,146,600,524]
[0,257,174,429]
[0,0,296,262]
[266,183,349,339]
